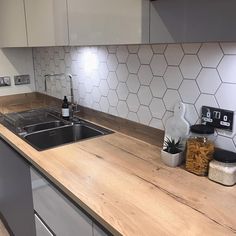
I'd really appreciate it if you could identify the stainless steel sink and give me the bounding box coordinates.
[23,120,68,133]
[0,109,113,151]
[23,123,105,150]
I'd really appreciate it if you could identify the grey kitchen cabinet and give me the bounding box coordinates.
[150,0,236,43]
[0,137,36,236]
[93,223,108,236]
[31,167,99,236]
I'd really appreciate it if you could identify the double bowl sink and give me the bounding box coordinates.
[1,109,113,151]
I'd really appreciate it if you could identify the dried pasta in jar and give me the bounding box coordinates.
[186,137,214,176]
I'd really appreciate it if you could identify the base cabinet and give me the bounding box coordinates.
[0,138,36,236]
[31,168,109,236]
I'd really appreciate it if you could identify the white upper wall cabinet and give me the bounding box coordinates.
[0,0,28,47]
[68,0,150,46]
[24,0,69,47]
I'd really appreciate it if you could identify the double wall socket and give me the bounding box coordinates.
[0,76,11,87]
[202,106,234,131]
[14,75,30,85]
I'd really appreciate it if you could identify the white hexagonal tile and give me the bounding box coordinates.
[220,42,236,55]
[164,66,183,89]
[99,80,109,96]
[150,55,167,76]
[215,83,236,110]
[108,90,118,106]
[184,104,199,125]
[163,90,181,111]
[138,65,153,85]
[127,112,139,122]
[107,54,118,71]
[180,55,201,79]
[126,74,140,93]
[117,101,129,118]
[117,83,129,100]
[151,44,167,54]
[108,106,118,116]
[92,102,101,111]
[97,46,108,62]
[138,86,152,106]
[128,45,139,54]
[58,47,65,59]
[116,46,129,63]
[107,72,118,89]
[59,60,66,74]
[127,94,140,112]
[164,44,184,65]
[84,93,93,108]
[137,106,152,125]
[90,70,100,87]
[98,62,109,79]
[197,68,221,94]
[150,76,167,98]
[92,87,101,103]
[100,96,109,113]
[215,135,236,152]
[179,80,200,104]
[182,43,201,54]
[107,46,118,53]
[138,45,153,64]
[149,118,164,130]
[198,43,223,68]
[116,64,129,82]
[150,98,166,119]
[195,94,218,115]
[127,54,140,74]
[217,55,236,83]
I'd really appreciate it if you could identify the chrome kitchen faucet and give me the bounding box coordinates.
[44,73,79,119]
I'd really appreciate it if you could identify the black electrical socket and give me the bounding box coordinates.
[201,106,234,131]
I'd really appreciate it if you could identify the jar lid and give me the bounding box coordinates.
[190,124,214,134]
[214,149,236,163]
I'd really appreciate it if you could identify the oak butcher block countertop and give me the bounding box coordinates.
[0,122,236,235]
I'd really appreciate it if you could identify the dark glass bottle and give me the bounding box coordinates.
[62,96,69,120]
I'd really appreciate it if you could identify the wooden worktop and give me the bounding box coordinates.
[0,93,236,235]
[0,124,236,236]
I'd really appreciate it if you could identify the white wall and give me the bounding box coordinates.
[0,48,35,96]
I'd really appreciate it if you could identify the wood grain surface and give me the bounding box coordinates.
[0,93,235,236]
[0,124,235,236]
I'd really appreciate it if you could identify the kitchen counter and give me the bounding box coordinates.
[0,93,235,235]
[0,121,236,236]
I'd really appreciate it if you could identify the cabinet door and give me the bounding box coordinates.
[68,0,149,45]
[31,168,93,236]
[0,138,36,236]
[93,223,108,236]
[0,0,28,47]
[24,0,68,46]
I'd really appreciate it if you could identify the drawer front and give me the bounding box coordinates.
[35,214,54,236]
[30,168,93,236]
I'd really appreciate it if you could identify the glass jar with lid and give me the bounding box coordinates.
[185,124,215,176]
[208,149,236,186]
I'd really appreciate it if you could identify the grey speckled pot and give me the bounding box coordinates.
[161,150,183,167]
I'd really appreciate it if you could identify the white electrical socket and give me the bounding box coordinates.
[0,76,11,87]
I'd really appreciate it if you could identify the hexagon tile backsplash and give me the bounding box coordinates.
[33,42,236,151]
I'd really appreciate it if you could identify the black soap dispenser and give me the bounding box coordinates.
[62,96,69,120]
